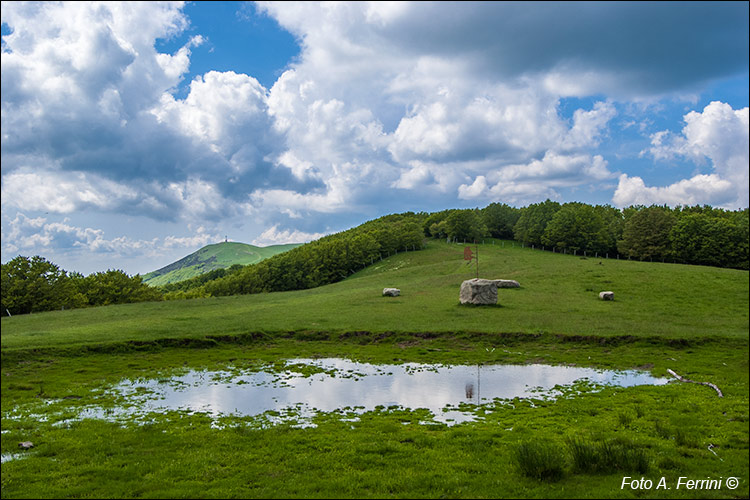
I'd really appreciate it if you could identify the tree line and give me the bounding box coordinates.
[1,256,161,315]
[424,201,748,269]
[1,212,427,314]
[2,202,747,315]
[170,212,426,299]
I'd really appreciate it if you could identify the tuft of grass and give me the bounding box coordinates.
[654,419,672,439]
[617,411,634,428]
[513,440,566,481]
[674,427,700,448]
[567,437,649,474]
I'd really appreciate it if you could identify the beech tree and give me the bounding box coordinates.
[445,209,488,243]
[1,256,86,315]
[669,212,748,269]
[482,203,520,239]
[542,203,610,254]
[617,205,676,261]
[513,199,561,246]
[81,270,162,306]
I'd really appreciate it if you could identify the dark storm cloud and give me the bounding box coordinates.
[375,1,748,95]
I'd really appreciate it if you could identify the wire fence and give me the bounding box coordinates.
[445,237,679,264]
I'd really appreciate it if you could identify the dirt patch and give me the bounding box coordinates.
[339,330,372,339]
[397,340,422,349]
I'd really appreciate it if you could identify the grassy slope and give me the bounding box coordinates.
[2,240,748,499]
[141,242,301,286]
[2,239,748,352]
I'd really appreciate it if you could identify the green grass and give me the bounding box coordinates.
[3,240,747,352]
[513,440,566,481]
[1,339,747,498]
[567,437,649,474]
[1,239,748,498]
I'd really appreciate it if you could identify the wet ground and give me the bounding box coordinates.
[53,358,672,427]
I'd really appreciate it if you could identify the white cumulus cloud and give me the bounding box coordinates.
[1,212,222,274]
[251,225,328,246]
[2,2,747,274]
[622,101,749,208]
[613,173,735,208]
[1,169,139,213]
[458,152,615,205]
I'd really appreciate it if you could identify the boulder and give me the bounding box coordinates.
[494,279,520,288]
[383,288,400,297]
[599,291,615,301]
[18,441,34,450]
[460,279,500,305]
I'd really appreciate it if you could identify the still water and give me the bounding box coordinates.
[76,358,670,426]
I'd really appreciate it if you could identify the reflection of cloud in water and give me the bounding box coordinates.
[81,360,670,425]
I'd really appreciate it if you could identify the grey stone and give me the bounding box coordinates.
[493,279,520,288]
[18,441,33,449]
[383,288,400,297]
[599,291,615,301]
[460,279,500,305]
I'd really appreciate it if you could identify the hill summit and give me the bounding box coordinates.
[142,241,301,286]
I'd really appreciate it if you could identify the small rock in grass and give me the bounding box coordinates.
[383,288,400,297]
[599,291,615,301]
[18,441,34,449]
[493,279,520,288]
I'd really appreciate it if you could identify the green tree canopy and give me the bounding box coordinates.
[593,204,624,253]
[541,203,610,254]
[1,256,87,315]
[423,209,457,238]
[482,203,520,239]
[669,213,746,268]
[81,270,162,307]
[203,212,428,297]
[513,199,561,246]
[617,205,676,261]
[445,209,488,243]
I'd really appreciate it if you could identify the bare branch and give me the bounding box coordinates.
[667,369,723,397]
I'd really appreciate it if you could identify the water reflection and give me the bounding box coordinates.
[1,453,28,464]
[465,382,474,400]
[70,359,669,426]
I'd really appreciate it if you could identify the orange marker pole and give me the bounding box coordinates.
[475,243,479,279]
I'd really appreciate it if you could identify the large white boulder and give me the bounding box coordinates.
[599,291,615,301]
[460,279,500,305]
[383,288,400,297]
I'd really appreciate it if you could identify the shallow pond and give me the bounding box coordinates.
[67,358,670,426]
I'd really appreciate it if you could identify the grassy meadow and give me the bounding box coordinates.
[1,240,748,498]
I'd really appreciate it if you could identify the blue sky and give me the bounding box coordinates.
[1,1,748,276]
[156,1,300,92]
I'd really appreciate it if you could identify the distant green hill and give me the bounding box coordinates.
[142,241,302,286]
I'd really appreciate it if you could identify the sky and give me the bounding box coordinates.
[1,1,748,276]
